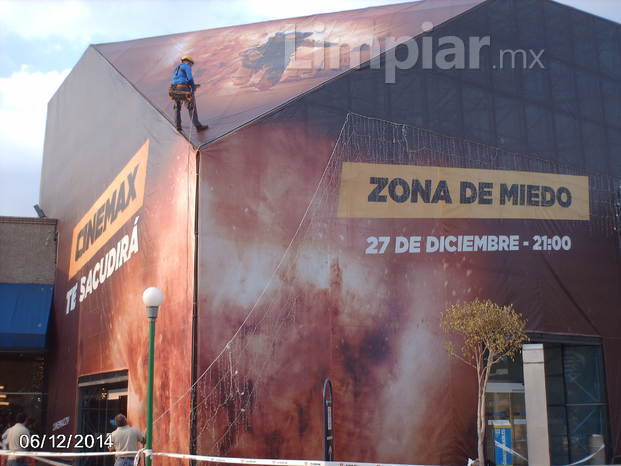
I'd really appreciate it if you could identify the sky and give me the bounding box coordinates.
[0,0,619,218]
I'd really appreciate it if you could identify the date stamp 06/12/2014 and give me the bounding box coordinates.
[19,434,113,450]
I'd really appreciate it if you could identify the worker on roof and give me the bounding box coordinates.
[169,55,208,132]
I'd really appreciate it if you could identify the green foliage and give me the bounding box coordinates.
[441,298,528,367]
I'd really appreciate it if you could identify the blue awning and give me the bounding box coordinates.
[0,284,53,350]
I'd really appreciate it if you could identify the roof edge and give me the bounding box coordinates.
[0,216,57,225]
[91,46,200,149]
[93,0,425,48]
[547,0,621,27]
[198,0,492,150]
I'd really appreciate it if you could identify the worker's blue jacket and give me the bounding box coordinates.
[171,63,196,90]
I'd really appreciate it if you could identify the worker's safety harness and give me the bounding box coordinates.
[169,65,193,102]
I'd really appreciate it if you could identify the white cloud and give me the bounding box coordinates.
[0,1,237,45]
[0,140,41,217]
[0,0,619,45]
[0,67,68,216]
[0,66,69,150]
[244,0,409,20]
[0,0,410,46]
[0,1,90,41]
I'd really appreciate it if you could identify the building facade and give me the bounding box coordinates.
[0,216,57,436]
[40,0,621,464]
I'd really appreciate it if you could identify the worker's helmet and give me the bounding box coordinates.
[181,55,194,64]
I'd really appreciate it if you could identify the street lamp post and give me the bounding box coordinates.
[142,287,164,466]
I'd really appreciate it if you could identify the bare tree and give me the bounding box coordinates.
[441,299,528,465]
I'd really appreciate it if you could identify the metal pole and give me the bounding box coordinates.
[146,317,156,466]
[323,379,334,461]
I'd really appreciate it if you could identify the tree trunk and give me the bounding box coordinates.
[477,398,485,465]
[476,359,485,465]
[477,353,494,466]
[477,357,493,465]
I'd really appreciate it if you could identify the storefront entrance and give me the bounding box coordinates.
[485,354,528,465]
[543,341,609,465]
[0,352,45,437]
[77,371,128,466]
[484,338,610,465]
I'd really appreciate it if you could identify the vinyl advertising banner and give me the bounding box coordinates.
[38,1,621,463]
[40,47,195,457]
[195,107,621,465]
[94,0,484,148]
[338,162,589,220]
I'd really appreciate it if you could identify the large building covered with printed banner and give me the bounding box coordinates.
[39,0,621,464]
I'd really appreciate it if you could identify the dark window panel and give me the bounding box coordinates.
[460,36,492,86]
[305,104,347,141]
[488,0,517,42]
[543,343,610,465]
[601,79,621,129]
[475,44,493,85]
[515,0,546,50]
[546,374,566,405]
[409,36,426,72]
[563,345,606,404]
[550,60,578,115]
[545,344,566,404]
[350,67,385,117]
[462,84,494,144]
[575,70,604,122]
[566,405,608,463]
[389,70,426,127]
[523,65,549,103]
[444,8,491,86]
[433,36,462,79]
[582,121,608,174]
[427,72,461,136]
[489,352,524,382]
[548,406,570,465]
[544,1,572,62]
[312,71,350,110]
[443,4,488,37]
[545,344,563,375]
[571,11,598,70]
[492,41,521,96]
[555,112,583,168]
[608,127,621,177]
[525,103,555,160]
[593,19,621,78]
[495,95,524,151]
